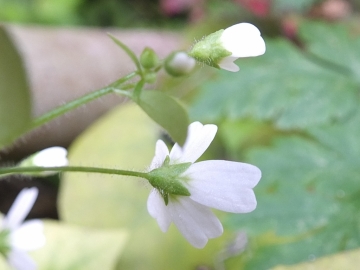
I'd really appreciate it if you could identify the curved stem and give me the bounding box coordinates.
[32,87,113,128]
[0,166,149,179]
[29,72,137,131]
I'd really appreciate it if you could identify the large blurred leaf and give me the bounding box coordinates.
[0,219,127,270]
[223,109,360,269]
[59,103,229,270]
[274,248,360,270]
[0,25,31,149]
[190,34,358,130]
[136,90,189,145]
[32,220,128,270]
[299,21,360,83]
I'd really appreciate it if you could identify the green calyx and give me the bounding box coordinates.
[146,156,191,205]
[188,29,231,69]
[0,230,10,256]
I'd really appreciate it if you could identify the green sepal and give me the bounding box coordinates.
[146,160,191,199]
[188,29,231,68]
[0,230,10,256]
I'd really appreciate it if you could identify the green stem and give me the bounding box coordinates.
[0,166,149,179]
[108,72,138,88]
[32,87,113,128]
[30,72,137,131]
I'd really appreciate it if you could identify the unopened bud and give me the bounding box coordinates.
[140,47,159,70]
[189,23,265,72]
[164,51,196,77]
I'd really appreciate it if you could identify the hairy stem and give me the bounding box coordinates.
[0,166,149,179]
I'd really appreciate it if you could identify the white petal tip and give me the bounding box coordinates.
[221,22,266,58]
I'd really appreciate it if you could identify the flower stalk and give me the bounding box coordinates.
[0,166,148,179]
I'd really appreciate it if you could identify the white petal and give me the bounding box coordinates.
[218,56,240,72]
[147,189,171,232]
[221,23,266,57]
[184,160,261,213]
[168,196,223,248]
[33,146,68,167]
[2,188,38,229]
[10,220,45,251]
[149,140,170,171]
[7,249,37,270]
[170,122,217,163]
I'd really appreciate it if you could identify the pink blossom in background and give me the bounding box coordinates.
[160,0,205,21]
[234,0,271,17]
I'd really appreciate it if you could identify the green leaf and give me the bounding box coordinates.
[0,25,31,149]
[273,248,360,270]
[190,38,358,130]
[299,21,360,83]
[59,103,230,270]
[32,220,128,270]
[224,110,360,269]
[272,0,316,13]
[136,91,189,146]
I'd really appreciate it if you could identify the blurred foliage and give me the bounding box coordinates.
[0,0,80,25]
[274,248,360,270]
[1,0,360,268]
[1,0,356,28]
[0,26,31,149]
[32,221,128,270]
[272,0,317,13]
[189,20,360,269]
[0,218,127,270]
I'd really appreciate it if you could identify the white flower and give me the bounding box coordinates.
[189,22,265,72]
[1,188,45,270]
[32,147,68,167]
[19,147,68,176]
[218,23,266,72]
[147,122,261,248]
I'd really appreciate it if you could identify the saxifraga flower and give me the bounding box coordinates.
[146,122,261,248]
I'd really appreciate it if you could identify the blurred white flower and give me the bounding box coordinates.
[147,122,261,248]
[1,188,45,270]
[32,147,68,168]
[19,147,68,176]
[218,23,266,72]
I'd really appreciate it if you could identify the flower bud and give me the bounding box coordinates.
[18,146,68,176]
[140,47,159,70]
[189,23,266,72]
[164,51,196,77]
